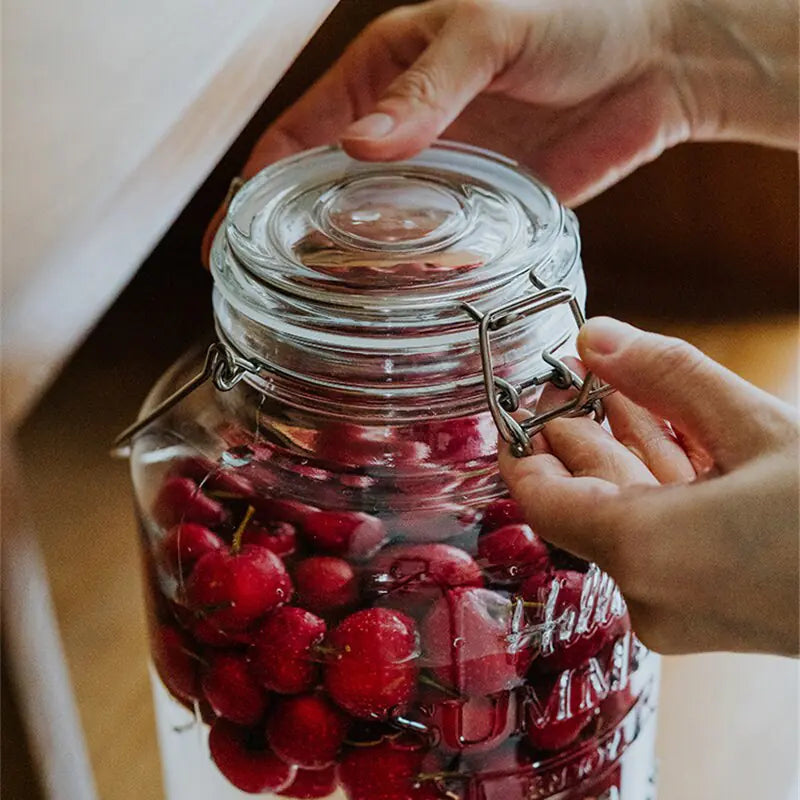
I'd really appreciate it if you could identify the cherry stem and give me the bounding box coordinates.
[206,490,247,500]
[231,504,255,554]
[418,672,461,699]
[310,643,339,661]
[417,771,465,782]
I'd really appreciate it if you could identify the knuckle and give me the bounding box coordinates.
[370,5,412,34]
[453,0,514,50]
[388,65,445,112]
[649,336,703,379]
[454,0,491,18]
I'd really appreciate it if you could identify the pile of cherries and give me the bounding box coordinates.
[144,447,636,800]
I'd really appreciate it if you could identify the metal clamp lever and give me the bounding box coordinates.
[462,283,614,458]
[113,342,259,449]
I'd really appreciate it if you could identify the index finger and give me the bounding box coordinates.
[497,441,625,568]
[202,6,436,265]
[244,6,436,173]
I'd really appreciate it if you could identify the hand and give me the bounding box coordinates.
[499,317,799,657]
[203,0,686,261]
[203,0,798,262]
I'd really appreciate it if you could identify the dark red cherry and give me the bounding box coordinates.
[300,511,387,560]
[294,557,358,615]
[338,736,438,800]
[367,543,483,613]
[316,422,429,468]
[598,687,636,731]
[266,693,349,769]
[477,523,549,582]
[189,616,256,648]
[158,523,223,576]
[480,498,525,533]
[174,456,255,496]
[209,720,296,793]
[251,497,319,527]
[410,414,496,463]
[421,588,532,696]
[151,625,200,705]
[325,608,418,720]
[241,520,297,559]
[186,545,292,632]
[525,673,597,752]
[277,764,337,799]
[153,476,226,528]
[424,691,518,754]
[201,651,269,726]
[249,607,326,694]
[525,705,595,752]
[522,570,629,671]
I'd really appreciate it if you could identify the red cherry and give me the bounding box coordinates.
[189,615,256,648]
[338,737,437,800]
[598,687,636,731]
[480,498,525,533]
[421,588,532,696]
[252,497,319,526]
[367,543,483,613]
[521,570,629,671]
[249,607,326,694]
[153,476,226,528]
[463,741,531,800]
[294,557,358,615]
[209,720,296,793]
[201,651,269,725]
[242,520,298,559]
[151,625,200,704]
[410,414,496,463]
[158,523,223,576]
[266,693,349,769]
[186,545,292,632]
[424,691,518,754]
[301,511,387,560]
[525,705,594,752]
[525,674,597,752]
[477,524,549,582]
[325,608,418,719]
[174,456,255,496]
[277,764,337,799]
[316,422,429,468]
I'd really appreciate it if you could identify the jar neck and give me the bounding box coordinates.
[209,157,585,422]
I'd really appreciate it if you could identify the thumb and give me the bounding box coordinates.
[341,5,510,161]
[578,317,792,469]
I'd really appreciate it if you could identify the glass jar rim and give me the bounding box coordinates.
[210,141,578,321]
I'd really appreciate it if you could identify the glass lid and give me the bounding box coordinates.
[218,142,570,312]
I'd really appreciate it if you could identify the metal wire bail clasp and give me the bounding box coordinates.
[462,280,614,458]
[112,342,259,451]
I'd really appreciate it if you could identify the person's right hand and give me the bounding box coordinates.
[204,0,692,262]
[204,0,798,262]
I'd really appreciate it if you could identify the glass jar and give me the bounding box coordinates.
[126,143,659,800]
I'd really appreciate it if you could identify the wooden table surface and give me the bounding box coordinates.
[15,316,799,800]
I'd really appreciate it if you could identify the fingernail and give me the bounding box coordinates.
[579,317,638,357]
[342,112,395,141]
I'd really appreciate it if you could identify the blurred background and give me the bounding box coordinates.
[2,1,797,799]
